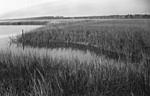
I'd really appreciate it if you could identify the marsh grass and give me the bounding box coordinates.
[0,48,150,96]
[1,19,150,96]
[16,19,150,63]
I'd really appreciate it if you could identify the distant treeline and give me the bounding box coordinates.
[1,14,150,21]
[13,14,150,20]
[72,14,150,19]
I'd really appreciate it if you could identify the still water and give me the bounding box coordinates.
[0,25,42,48]
[0,25,102,63]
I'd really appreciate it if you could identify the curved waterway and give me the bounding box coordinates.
[0,25,104,63]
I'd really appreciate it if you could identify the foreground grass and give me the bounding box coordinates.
[0,49,150,96]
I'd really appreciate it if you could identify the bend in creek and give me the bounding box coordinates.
[0,25,103,63]
[0,25,125,63]
[18,41,128,62]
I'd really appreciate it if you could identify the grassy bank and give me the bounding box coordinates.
[0,49,150,96]
[4,19,149,95]
[16,19,150,62]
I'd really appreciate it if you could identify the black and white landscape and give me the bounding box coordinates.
[0,0,150,96]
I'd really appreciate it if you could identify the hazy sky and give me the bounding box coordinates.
[0,0,149,17]
[0,0,52,15]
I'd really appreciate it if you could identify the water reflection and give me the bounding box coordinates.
[0,25,42,49]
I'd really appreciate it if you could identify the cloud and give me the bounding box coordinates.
[0,0,149,19]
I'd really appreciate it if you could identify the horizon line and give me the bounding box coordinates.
[1,13,150,20]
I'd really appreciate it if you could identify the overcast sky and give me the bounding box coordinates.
[0,0,52,15]
[0,0,149,17]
